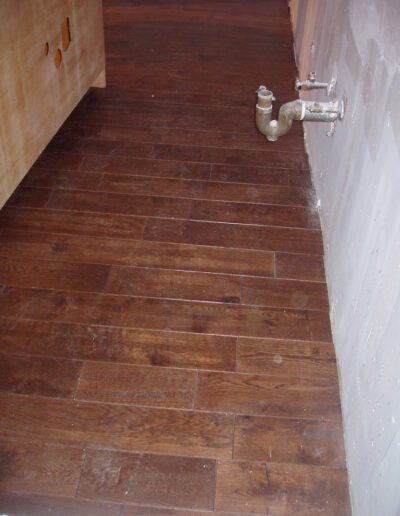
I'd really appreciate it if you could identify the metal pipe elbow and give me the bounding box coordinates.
[256,86,303,141]
[267,100,303,141]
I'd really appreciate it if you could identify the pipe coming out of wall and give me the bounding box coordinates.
[255,85,344,141]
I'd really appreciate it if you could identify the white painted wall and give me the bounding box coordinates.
[293,1,400,514]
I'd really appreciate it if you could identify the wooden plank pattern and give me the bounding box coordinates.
[241,276,329,310]
[0,318,237,371]
[215,460,350,514]
[0,0,349,512]
[0,229,276,277]
[76,362,196,409]
[105,266,242,304]
[0,286,320,341]
[78,449,216,510]
[237,337,336,379]
[143,218,323,254]
[0,256,110,293]
[196,371,341,420]
[0,207,146,240]
[14,183,317,228]
[276,251,326,282]
[0,392,234,459]
[0,352,81,398]
[0,494,120,516]
[234,416,346,467]
[0,439,83,497]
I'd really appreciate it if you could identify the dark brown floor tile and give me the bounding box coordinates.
[78,449,215,510]
[120,505,204,515]
[307,310,333,342]
[8,187,52,209]
[289,171,313,188]
[62,117,306,153]
[47,136,154,160]
[0,353,81,398]
[233,223,323,254]
[215,460,350,514]
[0,439,83,497]
[81,154,212,180]
[199,181,311,207]
[0,207,145,240]
[47,189,192,219]
[76,362,196,409]
[0,494,120,516]
[237,337,336,379]
[33,151,83,171]
[144,218,237,249]
[99,174,205,199]
[144,218,323,254]
[0,257,110,293]
[99,173,311,207]
[21,168,102,190]
[105,266,241,303]
[191,199,318,228]
[154,142,308,170]
[0,229,275,277]
[0,318,236,371]
[196,371,341,420]
[19,184,316,230]
[234,416,346,467]
[0,287,315,341]
[241,277,329,311]
[0,392,234,459]
[210,164,290,186]
[276,251,326,282]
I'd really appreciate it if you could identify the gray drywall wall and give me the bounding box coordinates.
[293,1,400,515]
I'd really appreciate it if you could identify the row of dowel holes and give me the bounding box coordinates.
[44,17,71,70]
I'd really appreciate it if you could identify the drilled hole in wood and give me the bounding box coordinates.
[61,17,71,50]
[54,49,62,69]
[44,42,49,56]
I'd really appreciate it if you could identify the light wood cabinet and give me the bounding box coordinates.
[0,0,106,208]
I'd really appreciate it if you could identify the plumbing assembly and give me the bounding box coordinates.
[255,72,344,141]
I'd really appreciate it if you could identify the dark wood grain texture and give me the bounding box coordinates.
[78,449,216,510]
[0,229,275,277]
[0,0,349,512]
[196,371,342,420]
[0,318,237,371]
[215,460,350,514]
[234,416,346,467]
[0,439,83,497]
[0,352,81,398]
[0,286,321,341]
[76,362,196,408]
[0,494,120,516]
[237,337,336,379]
[0,392,234,459]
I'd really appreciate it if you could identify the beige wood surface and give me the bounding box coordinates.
[0,0,105,208]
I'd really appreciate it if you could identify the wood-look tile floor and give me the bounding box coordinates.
[0,0,350,514]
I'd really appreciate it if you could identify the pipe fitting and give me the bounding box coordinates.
[256,85,274,112]
[295,72,336,97]
[256,86,303,142]
[255,86,344,141]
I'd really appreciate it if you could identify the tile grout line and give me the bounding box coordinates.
[192,370,200,410]
[74,448,88,499]
[43,188,56,208]
[72,362,85,400]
